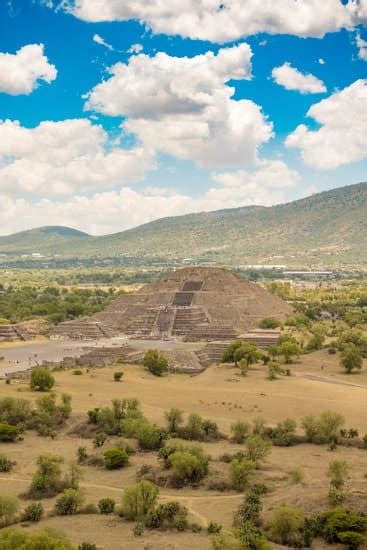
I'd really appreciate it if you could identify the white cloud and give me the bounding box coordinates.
[286,79,367,170]
[61,0,365,42]
[93,33,114,51]
[0,160,298,235]
[86,45,273,168]
[128,43,143,54]
[213,160,299,189]
[272,62,326,94]
[0,43,57,95]
[0,119,155,196]
[356,32,367,61]
[318,58,326,65]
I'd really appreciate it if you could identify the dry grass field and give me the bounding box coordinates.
[0,348,366,548]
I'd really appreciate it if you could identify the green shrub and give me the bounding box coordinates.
[165,408,183,433]
[0,397,32,426]
[207,522,222,534]
[0,454,14,472]
[229,459,256,491]
[259,317,281,329]
[0,423,20,442]
[338,531,366,549]
[133,522,145,536]
[302,411,345,444]
[29,453,64,498]
[230,420,250,444]
[233,484,267,526]
[103,448,129,470]
[264,418,297,447]
[78,544,97,550]
[167,445,209,486]
[327,459,348,490]
[21,502,44,522]
[135,422,166,450]
[55,488,85,515]
[0,528,74,549]
[30,368,55,391]
[340,343,363,373]
[143,349,168,376]
[245,435,272,466]
[145,501,188,530]
[328,486,345,505]
[288,468,304,485]
[77,446,88,464]
[267,504,305,546]
[316,508,367,544]
[121,480,159,521]
[113,371,123,381]
[0,495,19,527]
[72,369,83,375]
[98,498,115,514]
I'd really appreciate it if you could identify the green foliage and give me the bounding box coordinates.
[301,411,345,444]
[288,468,304,485]
[30,368,55,391]
[121,480,159,521]
[258,317,281,329]
[178,413,221,442]
[264,418,297,447]
[88,398,142,436]
[234,484,267,527]
[238,520,271,550]
[245,435,272,466]
[230,420,250,444]
[0,528,74,549]
[0,454,14,473]
[55,488,85,515]
[211,533,242,550]
[98,498,115,514]
[276,340,301,364]
[314,508,367,545]
[0,397,32,426]
[338,531,366,549]
[327,459,348,490]
[340,343,363,373]
[103,448,129,470]
[165,408,183,433]
[0,284,115,324]
[207,522,222,534]
[267,504,306,546]
[77,446,88,464]
[29,393,72,437]
[29,453,64,498]
[267,362,283,380]
[0,423,20,442]
[168,446,209,486]
[0,495,19,527]
[143,349,169,376]
[229,459,256,491]
[21,502,44,522]
[145,501,188,531]
[113,371,123,381]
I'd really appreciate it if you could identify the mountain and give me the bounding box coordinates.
[0,226,89,255]
[0,183,366,268]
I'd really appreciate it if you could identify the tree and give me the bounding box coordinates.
[340,344,363,374]
[21,502,44,522]
[55,488,85,515]
[245,435,272,466]
[277,341,301,364]
[103,448,129,470]
[165,408,183,433]
[168,447,209,486]
[267,504,305,546]
[231,420,250,444]
[0,495,19,527]
[143,349,169,376]
[29,453,64,498]
[30,368,55,392]
[229,459,256,491]
[121,480,159,521]
[233,344,261,368]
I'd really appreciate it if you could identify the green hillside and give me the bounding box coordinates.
[0,183,366,268]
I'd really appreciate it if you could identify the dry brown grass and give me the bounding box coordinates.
[0,351,366,548]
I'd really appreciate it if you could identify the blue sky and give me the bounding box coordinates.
[0,0,366,235]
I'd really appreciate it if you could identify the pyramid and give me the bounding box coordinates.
[85,267,292,341]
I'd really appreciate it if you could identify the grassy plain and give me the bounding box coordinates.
[0,349,366,549]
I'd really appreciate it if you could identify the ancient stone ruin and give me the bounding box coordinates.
[50,267,292,341]
[0,324,30,342]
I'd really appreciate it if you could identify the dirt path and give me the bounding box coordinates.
[298,373,363,388]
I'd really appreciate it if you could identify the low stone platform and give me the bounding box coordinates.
[0,324,31,342]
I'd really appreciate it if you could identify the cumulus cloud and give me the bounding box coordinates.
[0,160,298,235]
[272,62,326,94]
[59,0,366,42]
[0,43,57,95]
[93,33,114,50]
[286,79,367,170]
[356,32,367,61]
[128,43,143,54]
[0,118,155,196]
[86,44,273,168]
